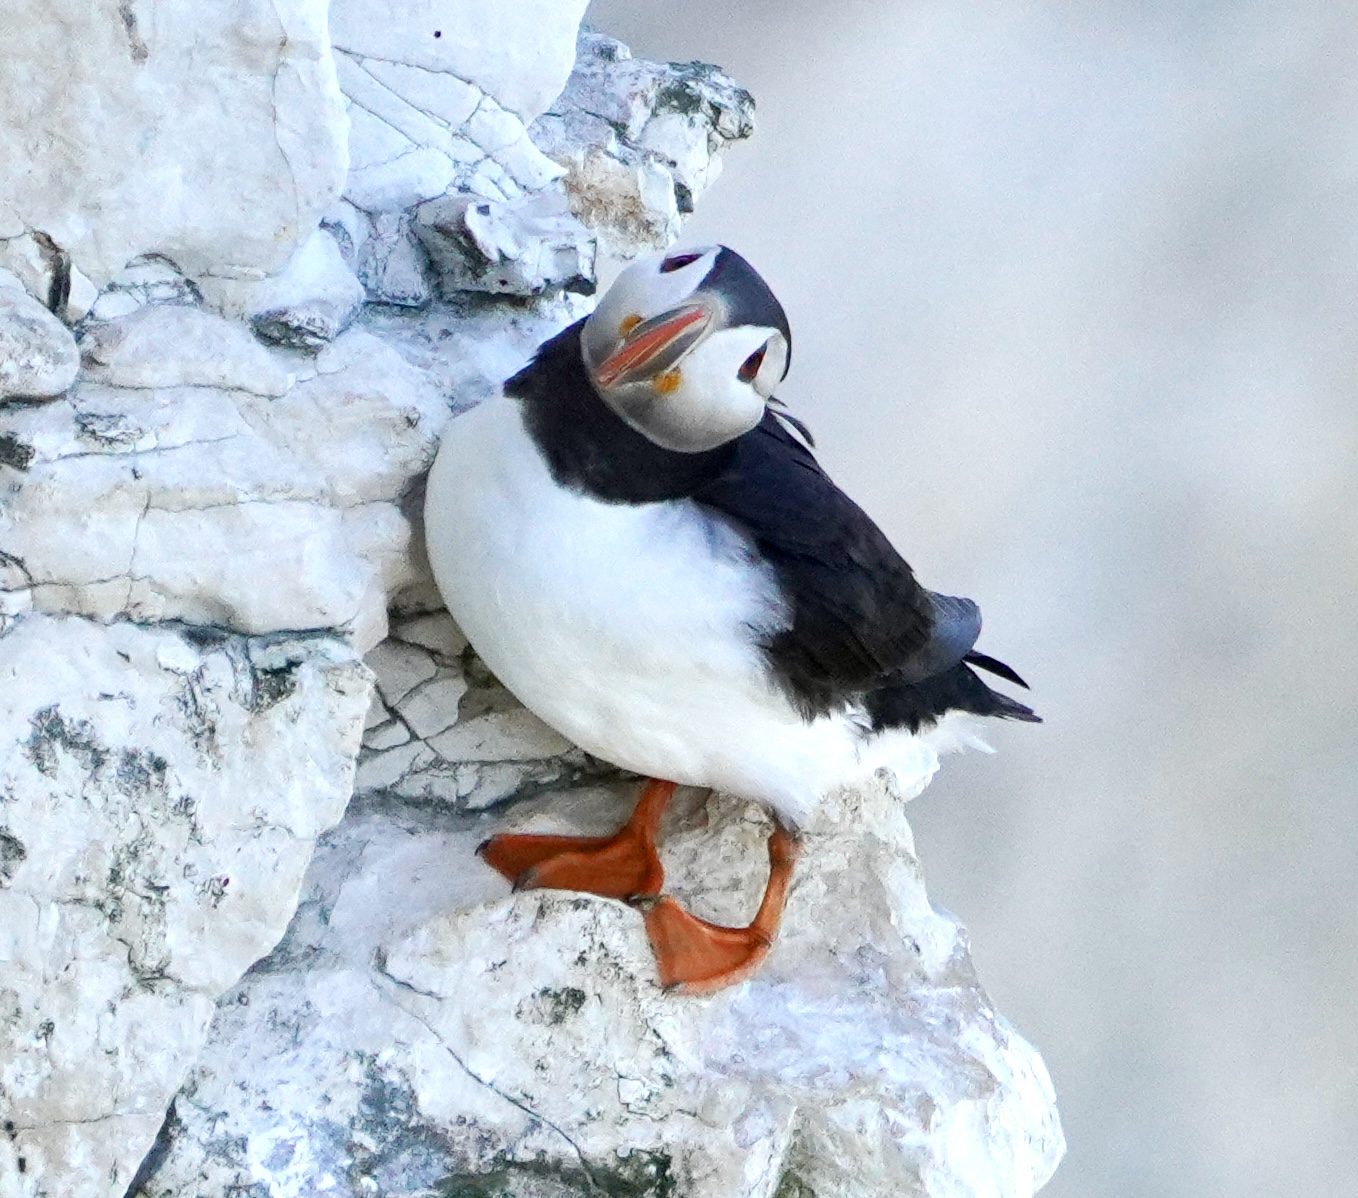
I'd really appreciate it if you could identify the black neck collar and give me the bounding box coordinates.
[510,318,736,504]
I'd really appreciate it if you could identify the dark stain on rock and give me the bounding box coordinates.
[30,230,71,315]
[76,410,144,449]
[176,624,229,650]
[350,1070,468,1194]
[774,1172,818,1198]
[0,434,34,472]
[537,985,587,1025]
[25,705,108,775]
[118,1,150,63]
[437,1150,676,1198]
[116,747,169,798]
[251,309,335,352]
[251,661,299,712]
[176,667,220,761]
[654,76,706,118]
[0,829,26,886]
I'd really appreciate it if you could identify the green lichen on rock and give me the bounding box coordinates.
[249,661,300,712]
[773,1171,817,1198]
[649,60,755,140]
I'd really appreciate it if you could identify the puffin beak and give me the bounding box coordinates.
[594,304,711,388]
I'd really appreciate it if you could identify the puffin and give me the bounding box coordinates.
[424,245,1038,995]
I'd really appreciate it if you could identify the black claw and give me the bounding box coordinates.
[475,837,493,857]
[627,893,661,911]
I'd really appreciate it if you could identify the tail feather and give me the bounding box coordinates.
[986,688,1042,723]
[865,657,1041,734]
[964,650,1031,690]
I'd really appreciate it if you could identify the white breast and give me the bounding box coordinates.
[424,393,953,826]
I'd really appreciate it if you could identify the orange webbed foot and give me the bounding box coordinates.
[477,779,675,901]
[634,824,800,995]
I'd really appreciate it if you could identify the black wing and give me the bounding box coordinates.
[694,410,984,717]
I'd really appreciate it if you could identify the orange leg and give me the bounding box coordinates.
[477,778,674,900]
[635,823,800,995]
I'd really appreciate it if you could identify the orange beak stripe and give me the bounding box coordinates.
[595,306,709,388]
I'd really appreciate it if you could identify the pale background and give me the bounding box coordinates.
[590,2,1358,1195]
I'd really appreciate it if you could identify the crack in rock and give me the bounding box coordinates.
[371,963,608,1194]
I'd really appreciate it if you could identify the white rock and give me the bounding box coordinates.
[362,718,412,752]
[199,229,366,351]
[131,781,1063,1196]
[363,690,394,729]
[408,32,757,297]
[557,147,684,261]
[533,32,757,259]
[87,290,142,322]
[398,675,471,740]
[320,201,437,310]
[1,321,452,648]
[354,737,430,793]
[86,256,203,324]
[416,188,597,296]
[0,14,1064,1196]
[0,614,370,1197]
[360,58,482,129]
[426,707,574,763]
[392,609,469,658]
[330,0,591,122]
[356,622,602,809]
[79,306,295,397]
[354,212,435,308]
[321,200,368,267]
[330,0,579,216]
[0,0,346,289]
[368,638,440,706]
[359,292,584,412]
[0,273,79,399]
[0,234,99,323]
[344,106,460,213]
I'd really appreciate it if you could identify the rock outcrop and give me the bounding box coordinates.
[0,3,1062,1196]
[0,273,79,401]
[0,617,369,1195]
[129,780,1062,1198]
[0,0,346,296]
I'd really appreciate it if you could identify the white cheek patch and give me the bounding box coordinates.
[756,334,790,394]
[659,327,771,447]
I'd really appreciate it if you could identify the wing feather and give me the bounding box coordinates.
[695,410,976,714]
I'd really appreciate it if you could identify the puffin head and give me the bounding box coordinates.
[581,245,792,452]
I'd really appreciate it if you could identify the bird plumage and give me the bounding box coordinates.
[426,243,1038,992]
[427,311,1035,829]
[511,315,1037,733]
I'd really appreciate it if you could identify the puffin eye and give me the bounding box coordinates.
[737,345,766,383]
[659,252,703,274]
